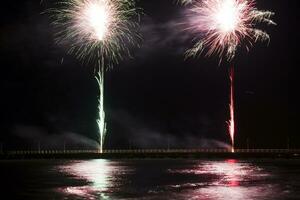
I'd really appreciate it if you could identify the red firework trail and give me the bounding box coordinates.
[229,66,235,152]
[180,0,275,151]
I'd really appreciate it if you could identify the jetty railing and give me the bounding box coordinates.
[3,149,300,155]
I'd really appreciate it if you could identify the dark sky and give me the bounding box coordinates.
[0,0,296,150]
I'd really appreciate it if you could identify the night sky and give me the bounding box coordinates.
[0,0,296,150]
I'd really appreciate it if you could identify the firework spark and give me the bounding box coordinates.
[181,0,276,61]
[49,0,140,66]
[180,0,275,151]
[48,0,140,152]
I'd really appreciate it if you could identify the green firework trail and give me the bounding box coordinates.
[96,70,106,153]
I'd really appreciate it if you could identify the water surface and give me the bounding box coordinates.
[0,159,299,199]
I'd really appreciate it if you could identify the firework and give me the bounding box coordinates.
[180,0,275,150]
[181,0,276,61]
[48,0,140,152]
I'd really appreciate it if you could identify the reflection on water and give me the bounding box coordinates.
[167,159,276,200]
[57,160,117,199]
[49,159,300,200]
[191,159,273,200]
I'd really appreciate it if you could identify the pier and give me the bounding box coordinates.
[1,149,300,159]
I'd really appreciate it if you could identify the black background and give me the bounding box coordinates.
[0,0,296,150]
